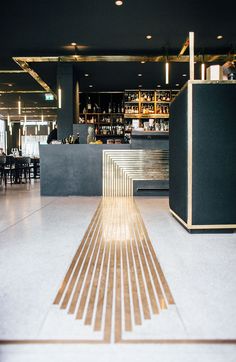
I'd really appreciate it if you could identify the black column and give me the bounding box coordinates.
[7,122,20,154]
[57,63,79,140]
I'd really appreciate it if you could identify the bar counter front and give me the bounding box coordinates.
[40,132,169,197]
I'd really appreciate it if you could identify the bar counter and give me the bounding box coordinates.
[40,139,169,196]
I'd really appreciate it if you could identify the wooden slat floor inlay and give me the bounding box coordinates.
[53,197,175,342]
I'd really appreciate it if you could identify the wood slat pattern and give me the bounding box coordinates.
[103,150,169,197]
[54,197,175,342]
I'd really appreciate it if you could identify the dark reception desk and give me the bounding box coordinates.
[40,132,169,196]
[169,80,236,232]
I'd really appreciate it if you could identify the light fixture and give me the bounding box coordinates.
[217,35,223,39]
[58,87,62,109]
[115,0,123,5]
[146,35,152,40]
[41,113,44,122]
[9,123,12,136]
[157,85,161,88]
[71,42,77,46]
[89,85,93,88]
[201,62,206,80]
[35,126,38,135]
[175,83,180,87]
[18,97,21,115]
[7,114,10,126]
[84,73,89,77]
[141,61,146,64]
[138,73,142,77]
[18,129,21,149]
[138,85,143,88]
[182,74,187,77]
[165,61,169,84]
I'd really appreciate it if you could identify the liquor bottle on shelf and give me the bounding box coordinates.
[87,97,92,112]
[108,103,112,113]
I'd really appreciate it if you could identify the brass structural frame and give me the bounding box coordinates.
[12,53,236,96]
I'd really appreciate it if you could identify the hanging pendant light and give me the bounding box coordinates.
[58,87,62,109]
[18,97,21,115]
[165,61,169,84]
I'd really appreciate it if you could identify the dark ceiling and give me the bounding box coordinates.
[0,0,235,116]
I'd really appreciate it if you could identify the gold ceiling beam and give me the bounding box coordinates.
[0,107,57,110]
[14,54,236,63]
[178,38,189,56]
[0,90,47,94]
[13,57,57,98]
[0,70,26,73]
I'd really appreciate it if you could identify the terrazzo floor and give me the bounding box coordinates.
[0,181,236,361]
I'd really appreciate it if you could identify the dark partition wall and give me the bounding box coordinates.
[192,84,236,225]
[169,87,188,223]
[169,81,236,232]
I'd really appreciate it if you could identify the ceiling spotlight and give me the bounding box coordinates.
[115,0,123,5]
[8,83,13,87]
[138,85,143,88]
[175,83,180,87]
[146,35,152,40]
[182,74,187,77]
[157,85,161,88]
[89,85,93,88]
[71,42,77,46]
[84,73,89,77]
[138,73,142,77]
[217,35,223,39]
[141,61,146,64]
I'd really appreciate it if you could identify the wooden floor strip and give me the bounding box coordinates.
[75,227,103,319]
[115,242,122,343]
[60,206,102,310]
[104,241,115,343]
[94,242,111,331]
[126,239,142,325]
[135,203,175,305]
[53,202,101,305]
[133,219,159,315]
[121,241,132,331]
[135,206,168,309]
[84,241,106,325]
[68,218,102,314]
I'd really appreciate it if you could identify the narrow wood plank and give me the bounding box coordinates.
[53,202,101,305]
[84,242,106,325]
[68,220,101,314]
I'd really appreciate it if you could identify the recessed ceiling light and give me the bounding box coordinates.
[175,83,180,87]
[89,85,93,88]
[8,83,13,87]
[71,42,77,46]
[146,35,152,40]
[138,85,143,88]
[217,35,223,39]
[141,61,146,64]
[182,74,187,77]
[115,0,123,5]
[157,85,161,88]
[138,73,142,77]
[84,73,89,77]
